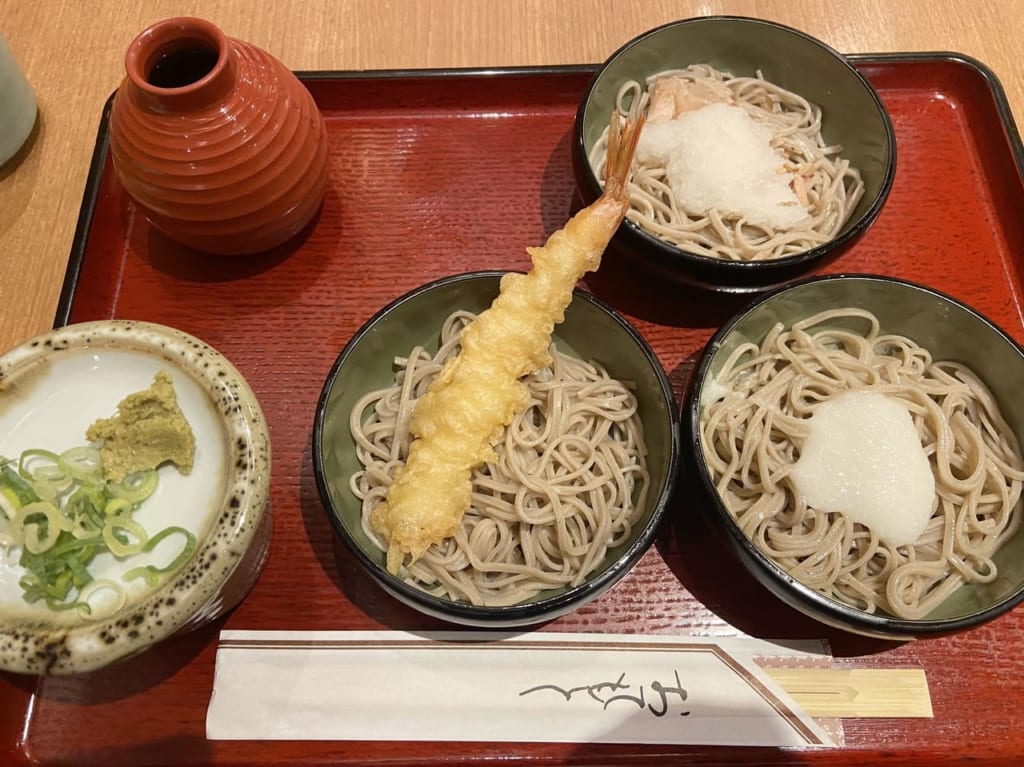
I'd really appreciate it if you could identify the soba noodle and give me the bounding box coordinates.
[589,64,865,262]
[349,311,650,606]
[700,308,1024,619]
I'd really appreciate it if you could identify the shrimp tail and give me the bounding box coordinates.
[540,111,644,276]
[602,111,645,203]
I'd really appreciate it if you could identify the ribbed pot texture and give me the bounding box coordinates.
[109,17,329,255]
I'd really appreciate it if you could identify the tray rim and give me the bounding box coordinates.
[53,51,1024,333]
[11,48,1024,767]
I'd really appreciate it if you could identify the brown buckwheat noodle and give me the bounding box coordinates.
[700,308,1024,619]
[589,64,865,262]
[349,311,650,606]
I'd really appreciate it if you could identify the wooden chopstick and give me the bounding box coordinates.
[765,668,933,718]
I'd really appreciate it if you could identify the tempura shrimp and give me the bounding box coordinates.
[370,113,645,574]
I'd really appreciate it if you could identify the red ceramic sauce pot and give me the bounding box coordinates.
[109,17,329,255]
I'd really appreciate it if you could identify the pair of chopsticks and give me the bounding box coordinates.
[765,668,932,718]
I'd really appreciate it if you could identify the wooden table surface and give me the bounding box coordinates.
[2,0,1024,353]
[3,1,1024,765]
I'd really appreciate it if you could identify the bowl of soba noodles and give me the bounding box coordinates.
[312,272,679,626]
[572,16,896,294]
[686,274,1024,638]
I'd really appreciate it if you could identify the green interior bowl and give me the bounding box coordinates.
[312,271,679,626]
[572,16,896,293]
[685,274,1024,638]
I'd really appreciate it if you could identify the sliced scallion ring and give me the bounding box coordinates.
[124,526,197,587]
[103,497,132,517]
[45,595,85,613]
[59,446,104,482]
[17,450,74,501]
[18,449,65,483]
[76,579,127,620]
[102,515,148,557]
[14,501,62,553]
[107,470,158,503]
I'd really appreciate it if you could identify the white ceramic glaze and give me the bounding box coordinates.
[0,321,271,674]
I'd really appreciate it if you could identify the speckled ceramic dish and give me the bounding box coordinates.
[313,272,679,627]
[0,320,271,674]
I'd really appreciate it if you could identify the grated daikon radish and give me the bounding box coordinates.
[636,102,807,230]
[789,390,935,547]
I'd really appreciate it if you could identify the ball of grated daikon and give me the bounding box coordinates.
[636,102,808,230]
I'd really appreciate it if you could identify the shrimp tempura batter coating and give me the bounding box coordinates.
[370,115,644,574]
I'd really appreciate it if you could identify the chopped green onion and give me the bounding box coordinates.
[124,526,197,587]
[18,450,74,502]
[103,497,132,517]
[59,446,103,482]
[4,445,194,616]
[102,515,147,557]
[77,579,127,619]
[14,501,61,554]
[0,491,17,547]
[1,464,40,508]
[0,490,16,521]
[66,484,107,535]
[47,534,103,559]
[107,470,158,503]
[45,594,85,613]
[18,449,63,481]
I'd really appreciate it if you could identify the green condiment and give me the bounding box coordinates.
[0,372,200,615]
[86,370,196,483]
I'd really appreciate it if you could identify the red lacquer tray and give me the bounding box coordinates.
[4,54,1024,766]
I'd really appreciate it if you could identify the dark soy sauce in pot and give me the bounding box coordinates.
[147,47,220,88]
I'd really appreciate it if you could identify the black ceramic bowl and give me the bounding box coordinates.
[312,272,679,627]
[572,16,896,294]
[685,274,1024,639]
